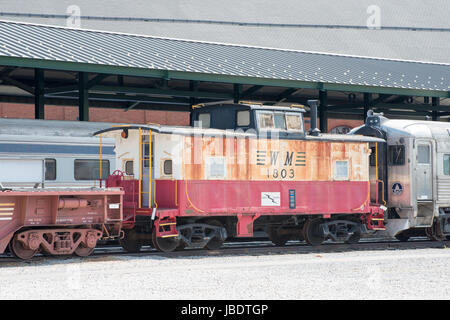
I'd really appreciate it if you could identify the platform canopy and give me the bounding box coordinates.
[0,20,449,127]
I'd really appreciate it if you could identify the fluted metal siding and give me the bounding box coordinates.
[437,179,450,201]
[0,20,448,91]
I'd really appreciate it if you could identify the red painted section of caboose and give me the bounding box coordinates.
[154,179,369,218]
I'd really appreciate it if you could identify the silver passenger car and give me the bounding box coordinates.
[0,118,116,188]
[351,112,450,241]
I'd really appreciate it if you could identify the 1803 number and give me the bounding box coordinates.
[267,168,294,179]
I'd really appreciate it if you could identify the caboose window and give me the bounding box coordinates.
[163,159,173,175]
[388,145,405,166]
[258,113,274,129]
[207,157,226,179]
[334,161,349,180]
[74,159,110,180]
[125,161,134,176]
[198,113,211,128]
[44,158,56,181]
[286,114,303,131]
[236,110,250,127]
[274,113,286,130]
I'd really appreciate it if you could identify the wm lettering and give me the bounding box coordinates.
[284,152,294,166]
[270,151,279,165]
[256,150,306,167]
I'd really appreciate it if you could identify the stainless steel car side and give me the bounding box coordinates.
[351,112,450,240]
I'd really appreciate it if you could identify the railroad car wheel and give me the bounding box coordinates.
[9,236,38,260]
[152,229,180,252]
[395,232,410,242]
[303,218,325,246]
[119,229,142,253]
[205,220,225,250]
[74,246,95,257]
[345,231,361,244]
[175,242,186,251]
[267,227,289,246]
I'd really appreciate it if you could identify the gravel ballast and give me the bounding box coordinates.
[0,248,449,299]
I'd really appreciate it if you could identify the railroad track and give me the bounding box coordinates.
[0,237,448,264]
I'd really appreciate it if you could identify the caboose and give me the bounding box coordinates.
[97,101,386,252]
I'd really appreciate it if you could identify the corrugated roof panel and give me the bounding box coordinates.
[0,20,448,92]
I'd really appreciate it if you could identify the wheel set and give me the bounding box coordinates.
[120,219,227,253]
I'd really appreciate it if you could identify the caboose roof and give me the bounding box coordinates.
[94,124,384,143]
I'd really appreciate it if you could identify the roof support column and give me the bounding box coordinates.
[189,80,199,126]
[319,90,328,133]
[432,97,439,121]
[233,84,242,103]
[363,93,372,120]
[34,68,44,119]
[78,72,89,121]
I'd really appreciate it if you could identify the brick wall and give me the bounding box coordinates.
[0,103,190,125]
[0,102,363,131]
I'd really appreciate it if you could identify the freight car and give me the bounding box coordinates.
[0,118,127,259]
[351,111,450,241]
[0,183,123,259]
[96,101,386,252]
[0,118,116,188]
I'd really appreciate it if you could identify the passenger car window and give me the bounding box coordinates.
[444,155,450,175]
[388,145,405,166]
[417,145,430,164]
[44,158,56,181]
[74,159,110,180]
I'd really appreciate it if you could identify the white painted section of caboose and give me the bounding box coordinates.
[110,130,140,177]
[153,133,183,180]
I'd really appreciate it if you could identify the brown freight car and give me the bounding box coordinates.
[0,188,123,259]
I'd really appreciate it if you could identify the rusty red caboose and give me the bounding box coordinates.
[97,102,386,252]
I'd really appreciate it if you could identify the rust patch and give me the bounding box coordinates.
[181,136,369,182]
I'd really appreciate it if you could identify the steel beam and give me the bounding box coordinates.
[363,93,372,119]
[432,97,440,121]
[233,84,242,103]
[34,68,44,119]
[276,88,298,102]
[241,85,264,98]
[78,72,89,121]
[90,84,234,99]
[319,90,328,133]
[189,80,199,107]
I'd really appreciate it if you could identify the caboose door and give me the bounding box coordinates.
[415,140,433,201]
[141,132,154,208]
